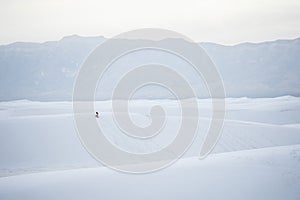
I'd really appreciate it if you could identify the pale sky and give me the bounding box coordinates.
[0,0,300,45]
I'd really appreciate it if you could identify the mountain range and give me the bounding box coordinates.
[0,35,299,101]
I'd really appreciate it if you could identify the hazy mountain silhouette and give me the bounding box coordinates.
[0,35,299,101]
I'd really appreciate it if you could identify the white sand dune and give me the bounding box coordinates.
[0,97,299,199]
[0,145,299,200]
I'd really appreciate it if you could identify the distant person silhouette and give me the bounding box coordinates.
[95,112,99,118]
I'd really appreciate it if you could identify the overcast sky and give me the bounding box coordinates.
[0,0,300,45]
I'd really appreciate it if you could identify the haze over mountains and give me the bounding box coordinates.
[0,35,299,101]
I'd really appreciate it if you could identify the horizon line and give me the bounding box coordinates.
[1,34,300,48]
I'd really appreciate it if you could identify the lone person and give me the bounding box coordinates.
[95,111,99,118]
